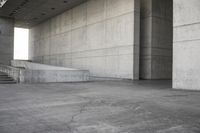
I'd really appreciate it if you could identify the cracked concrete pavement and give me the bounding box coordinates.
[0,80,200,133]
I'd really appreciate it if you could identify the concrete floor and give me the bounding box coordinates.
[0,80,200,133]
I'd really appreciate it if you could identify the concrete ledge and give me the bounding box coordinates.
[11,60,78,70]
[21,69,89,83]
[90,76,133,81]
[11,60,90,83]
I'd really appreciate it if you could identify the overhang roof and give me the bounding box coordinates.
[0,0,86,28]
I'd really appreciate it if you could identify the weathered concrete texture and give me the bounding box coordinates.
[0,81,200,133]
[0,17,14,65]
[11,60,81,70]
[173,0,200,90]
[29,0,140,80]
[20,70,89,83]
[0,72,16,84]
[10,60,89,83]
[0,0,87,28]
[140,0,173,79]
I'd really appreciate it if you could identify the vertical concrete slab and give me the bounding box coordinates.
[140,0,173,79]
[29,0,140,80]
[0,17,14,65]
[173,0,200,90]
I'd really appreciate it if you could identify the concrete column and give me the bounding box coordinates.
[0,17,14,65]
[173,0,200,90]
[140,0,173,79]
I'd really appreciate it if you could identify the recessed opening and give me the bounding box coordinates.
[14,27,29,60]
[139,0,173,82]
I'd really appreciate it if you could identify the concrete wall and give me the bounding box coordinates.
[140,0,173,79]
[29,0,140,79]
[0,17,14,65]
[173,0,200,90]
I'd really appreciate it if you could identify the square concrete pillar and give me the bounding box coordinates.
[140,0,173,79]
[173,0,200,90]
[0,17,14,65]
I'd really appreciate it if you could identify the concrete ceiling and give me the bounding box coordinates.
[0,0,86,28]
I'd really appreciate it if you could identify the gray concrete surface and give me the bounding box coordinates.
[20,70,89,84]
[10,60,90,83]
[140,0,173,80]
[0,72,16,84]
[11,60,81,70]
[0,0,86,28]
[0,17,14,65]
[29,0,140,80]
[0,81,200,133]
[0,0,200,91]
[173,0,200,90]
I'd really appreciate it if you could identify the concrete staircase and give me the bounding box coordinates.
[0,72,16,84]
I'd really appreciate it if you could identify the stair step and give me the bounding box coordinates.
[0,81,17,84]
[0,73,8,76]
[0,72,6,74]
[0,79,14,81]
[0,73,7,75]
[0,72,17,84]
[0,75,9,77]
[0,76,12,79]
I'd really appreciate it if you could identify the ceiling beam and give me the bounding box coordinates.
[0,0,8,8]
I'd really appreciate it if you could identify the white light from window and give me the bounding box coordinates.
[14,27,29,60]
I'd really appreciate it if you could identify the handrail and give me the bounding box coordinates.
[0,64,23,83]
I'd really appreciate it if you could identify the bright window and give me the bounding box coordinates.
[14,27,29,60]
